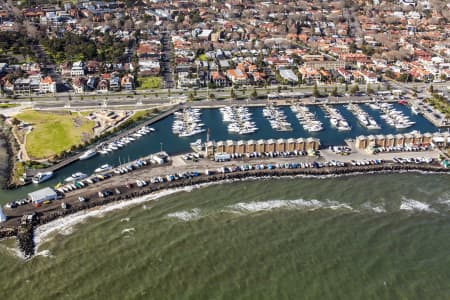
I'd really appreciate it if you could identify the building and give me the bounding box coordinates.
[279,69,298,83]
[355,135,368,149]
[28,187,57,205]
[39,76,57,93]
[13,78,31,95]
[304,60,345,70]
[121,74,134,90]
[71,61,85,76]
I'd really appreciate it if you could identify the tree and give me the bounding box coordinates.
[313,83,320,97]
[428,85,434,94]
[350,85,359,95]
[230,88,236,99]
[367,84,374,95]
[188,93,194,102]
[331,87,338,97]
[251,88,258,99]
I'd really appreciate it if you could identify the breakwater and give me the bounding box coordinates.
[2,162,448,258]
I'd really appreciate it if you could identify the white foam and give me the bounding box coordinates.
[228,199,353,213]
[121,228,135,234]
[361,202,387,213]
[167,208,201,221]
[35,249,53,258]
[120,217,130,223]
[33,186,204,252]
[400,197,437,213]
[0,243,25,260]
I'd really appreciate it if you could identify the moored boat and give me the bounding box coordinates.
[79,149,97,160]
[94,164,113,173]
[65,172,88,183]
[32,171,54,184]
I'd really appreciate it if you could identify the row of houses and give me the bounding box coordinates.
[7,76,56,95]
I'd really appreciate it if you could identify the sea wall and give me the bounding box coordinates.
[2,162,448,258]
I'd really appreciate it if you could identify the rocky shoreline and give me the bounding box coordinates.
[0,116,18,190]
[0,162,448,259]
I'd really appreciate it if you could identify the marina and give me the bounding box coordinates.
[346,103,381,130]
[321,105,351,131]
[98,125,156,155]
[373,102,416,129]
[290,104,324,132]
[0,103,442,204]
[262,105,293,132]
[220,106,258,134]
[172,108,205,137]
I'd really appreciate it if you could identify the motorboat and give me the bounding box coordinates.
[79,149,97,160]
[64,172,88,183]
[32,171,54,184]
[94,164,113,173]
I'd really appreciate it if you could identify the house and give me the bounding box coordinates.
[358,71,378,84]
[13,78,31,95]
[86,60,100,74]
[210,71,227,87]
[109,75,121,91]
[226,69,248,85]
[72,77,87,93]
[337,68,352,82]
[71,61,85,76]
[298,67,321,84]
[121,74,134,90]
[86,76,97,90]
[97,78,109,92]
[177,72,200,88]
[39,76,57,93]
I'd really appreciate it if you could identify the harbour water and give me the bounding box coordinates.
[0,104,440,203]
[0,173,449,299]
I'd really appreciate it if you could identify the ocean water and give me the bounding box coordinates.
[1,173,449,299]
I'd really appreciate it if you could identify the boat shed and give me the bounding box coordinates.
[28,187,57,204]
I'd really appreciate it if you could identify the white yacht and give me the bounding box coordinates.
[94,164,113,173]
[64,172,88,183]
[79,149,97,160]
[32,171,54,184]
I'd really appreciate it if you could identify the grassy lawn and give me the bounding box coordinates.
[0,103,19,109]
[137,76,162,89]
[15,110,96,159]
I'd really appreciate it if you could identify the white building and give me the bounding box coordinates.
[39,76,57,93]
[28,187,57,205]
[71,61,85,77]
[279,69,299,83]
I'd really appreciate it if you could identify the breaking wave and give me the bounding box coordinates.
[167,208,201,221]
[361,202,387,213]
[227,199,354,213]
[400,197,437,213]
